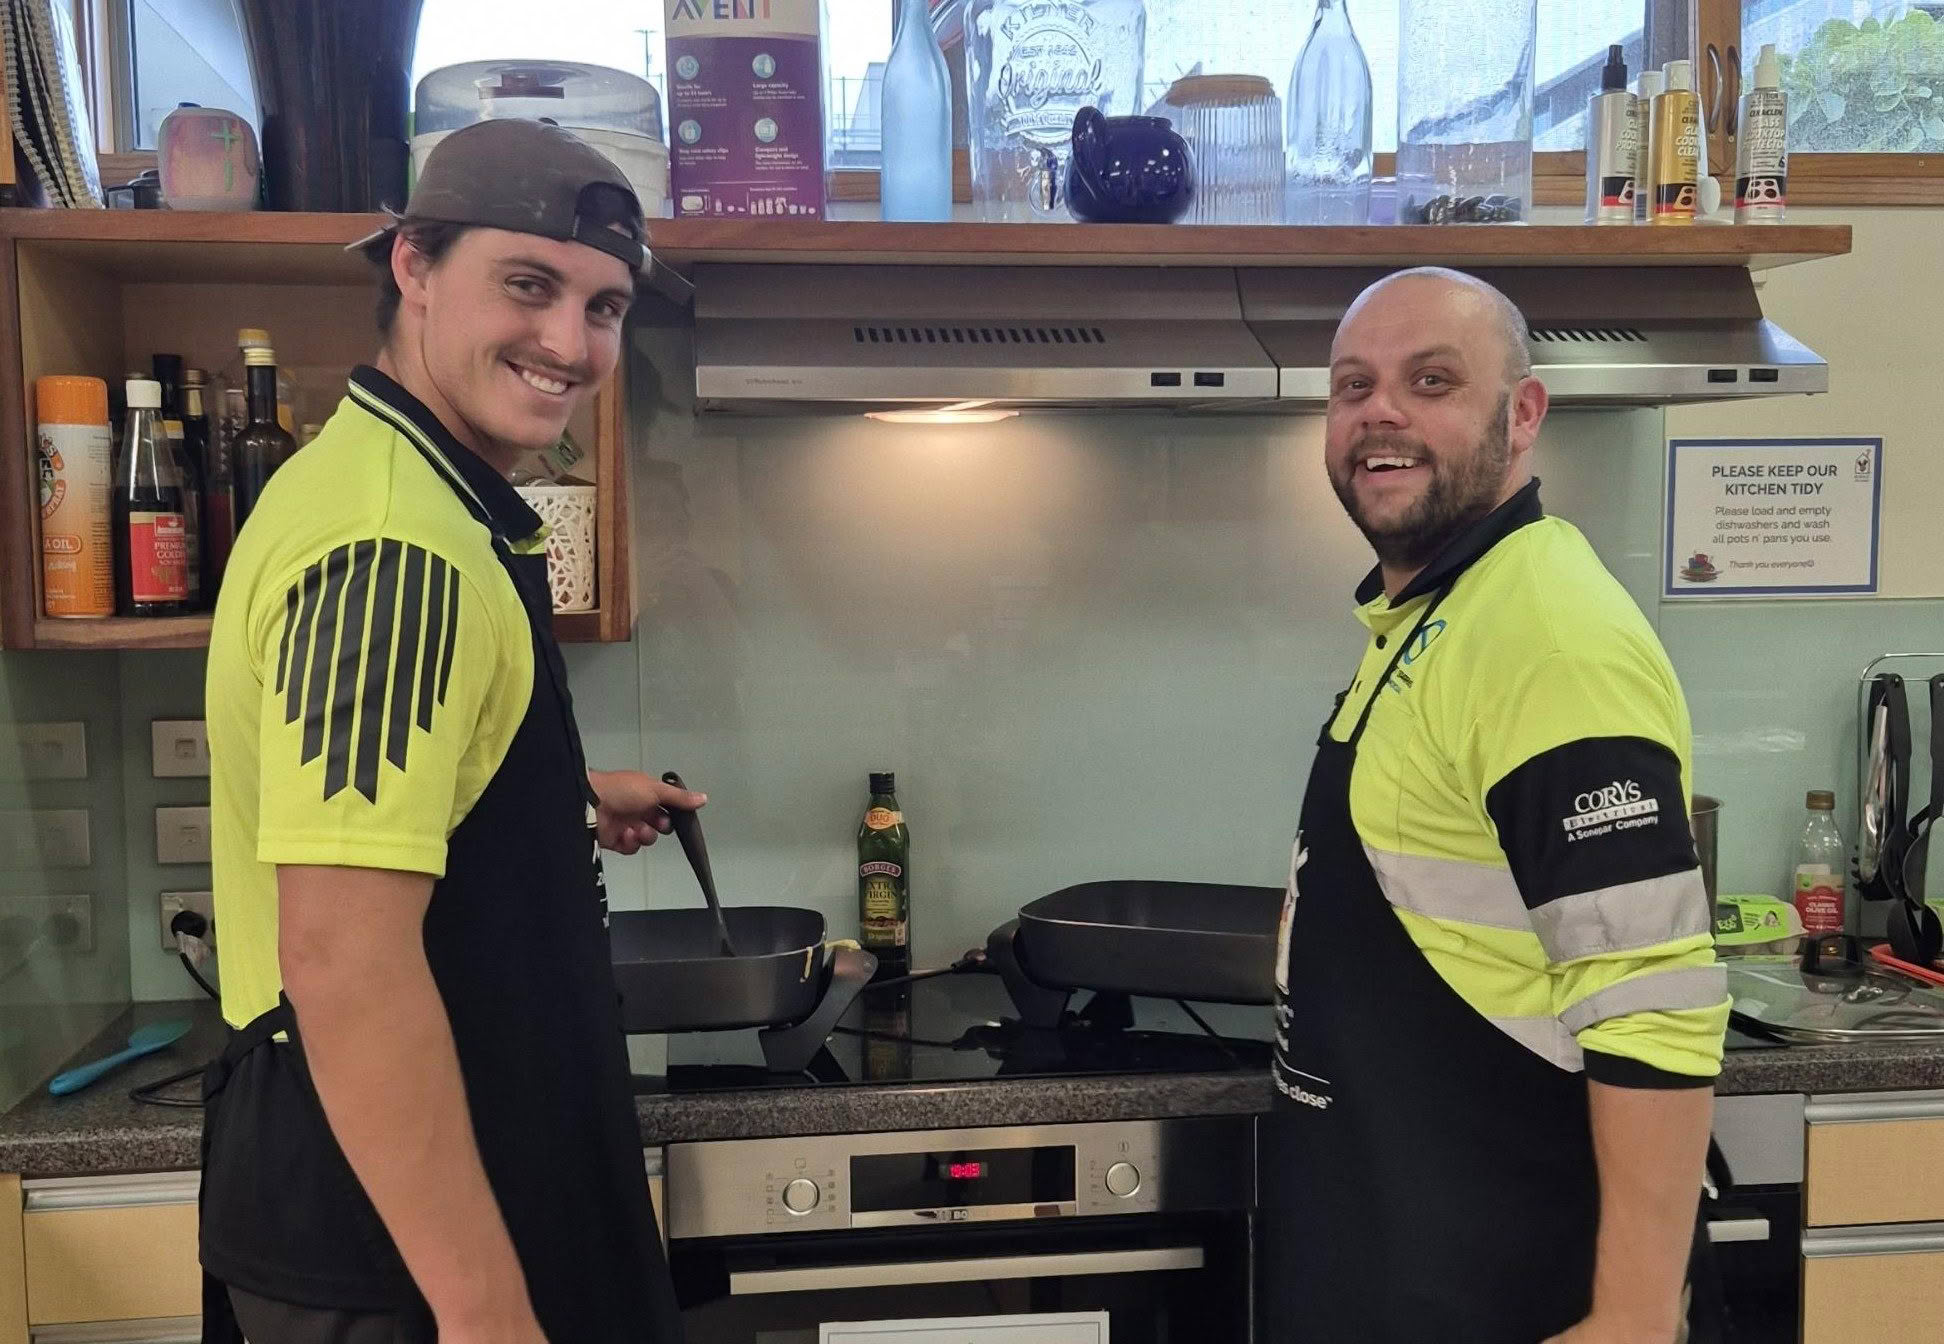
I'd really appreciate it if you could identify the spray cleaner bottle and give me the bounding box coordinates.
[1633,67,1664,224]
[1735,43,1788,224]
[1650,59,1701,225]
[1585,45,1638,225]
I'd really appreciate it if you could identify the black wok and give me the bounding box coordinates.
[1007,879,1284,1005]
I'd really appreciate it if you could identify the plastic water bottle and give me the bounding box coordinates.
[882,0,953,221]
[1791,789,1847,935]
[1284,0,1372,225]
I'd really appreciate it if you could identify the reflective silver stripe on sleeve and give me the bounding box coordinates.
[1364,845,1530,930]
[1529,869,1712,963]
[1558,965,1729,1035]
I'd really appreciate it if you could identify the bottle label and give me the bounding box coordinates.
[1794,863,1844,934]
[128,511,189,603]
[864,807,904,831]
[860,873,907,947]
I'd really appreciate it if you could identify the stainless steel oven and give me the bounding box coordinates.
[664,1117,1254,1343]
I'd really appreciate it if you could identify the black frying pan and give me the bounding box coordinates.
[1009,880,1284,1005]
[609,780,874,1036]
[611,906,835,1032]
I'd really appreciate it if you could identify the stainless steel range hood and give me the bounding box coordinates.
[1242,266,1826,405]
[692,264,1278,413]
[690,261,1825,413]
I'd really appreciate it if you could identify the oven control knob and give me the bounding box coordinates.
[1105,1161,1142,1198]
[781,1177,821,1214]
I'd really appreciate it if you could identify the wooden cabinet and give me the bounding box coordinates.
[17,1172,200,1329]
[0,209,634,649]
[1802,1091,1944,1344]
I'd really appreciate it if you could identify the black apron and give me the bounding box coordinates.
[201,452,681,1342]
[1262,587,1669,1343]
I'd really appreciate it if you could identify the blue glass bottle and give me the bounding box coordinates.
[882,0,953,221]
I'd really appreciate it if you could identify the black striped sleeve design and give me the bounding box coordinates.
[279,541,462,803]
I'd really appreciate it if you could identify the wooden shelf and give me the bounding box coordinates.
[30,611,616,650]
[32,615,212,649]
[640,218,1854,273]
[0,209,1853,274]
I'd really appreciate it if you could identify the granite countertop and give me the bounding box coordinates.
[4,998,1942,1181]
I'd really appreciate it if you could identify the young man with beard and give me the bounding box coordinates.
[1261,268,1729,1344]
[201,120,699,1343]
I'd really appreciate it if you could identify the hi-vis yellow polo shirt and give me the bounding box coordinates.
[1335,480,1729,1086]
[206,367,540,1029]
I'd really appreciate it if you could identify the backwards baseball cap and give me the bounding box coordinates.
[354,119,648,274]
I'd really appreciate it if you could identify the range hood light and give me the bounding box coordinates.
[865,401,1021,426]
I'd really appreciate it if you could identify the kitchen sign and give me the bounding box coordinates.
[1664,437,1882,598]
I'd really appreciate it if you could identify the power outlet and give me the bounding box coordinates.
[151,720,211,778]
[159,890,216,951]
[155,806,212,864]
[0,894,95,953]
[0,809,92,868]
[7,722,89,779]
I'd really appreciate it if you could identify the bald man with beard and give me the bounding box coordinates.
[1261,269,1730,1344]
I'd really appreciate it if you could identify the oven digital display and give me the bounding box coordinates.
[851,1146,1075,1213]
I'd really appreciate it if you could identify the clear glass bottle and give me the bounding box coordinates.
[882,0,953,222]
[1284,0,1372,225]
[965,0,1147,222]
[1791,789,1847,935]
[1396,0,1536,224]
[233,346,298,533]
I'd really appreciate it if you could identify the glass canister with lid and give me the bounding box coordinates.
[965,0,1148,222]
[1395,0,1536,224]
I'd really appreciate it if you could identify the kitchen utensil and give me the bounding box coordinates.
[988,880,1283,1027]
[1690,794,1721,902]
[659,770,735,957]
[1857,697,1890,883]
[48,1020,191,1096]
[1160,74,1281,225]
[1869,942,1944,985]
[1889,674,1944,966]
[1856,674,1912,906]
[1054,108,1196,224]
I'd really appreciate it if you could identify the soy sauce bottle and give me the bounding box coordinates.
[114,378,191,616]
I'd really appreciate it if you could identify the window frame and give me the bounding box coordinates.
[65,0,1944,210]
[1702,0,1944,205]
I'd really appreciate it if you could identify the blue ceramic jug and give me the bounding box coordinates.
[1053,106,1196,224]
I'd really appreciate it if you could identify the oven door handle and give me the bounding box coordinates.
[728,1246,1205,1296]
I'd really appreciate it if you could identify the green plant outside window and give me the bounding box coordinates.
[1780,10,1944,152]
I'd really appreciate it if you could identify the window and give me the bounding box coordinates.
[123,0,257,150]
[1141,1,1650,153]
[1742,0,1944,152]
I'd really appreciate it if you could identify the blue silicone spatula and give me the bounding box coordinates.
[48,1020,191,1096]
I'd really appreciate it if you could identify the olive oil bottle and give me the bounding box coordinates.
[857,772,910,983]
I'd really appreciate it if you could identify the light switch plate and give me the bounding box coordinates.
[160,890,216,951]
[0,809,92,868]
[151,720,211,778]
[155,805,212,864]
[13,722,88,779]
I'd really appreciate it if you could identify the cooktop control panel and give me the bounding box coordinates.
[665,1116,1251,1240]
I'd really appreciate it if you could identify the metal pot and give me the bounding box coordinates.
[1691,794,1721,901]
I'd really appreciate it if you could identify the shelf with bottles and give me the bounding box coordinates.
[0,210,633,649]
[640,218,1853,272]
